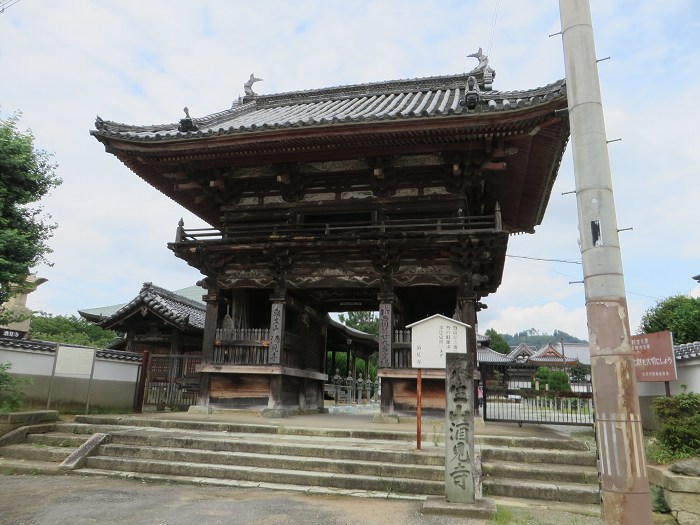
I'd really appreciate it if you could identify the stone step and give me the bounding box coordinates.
[76,468,424,501]
[482,459,599,484]
[0,458,63,475]
[0,443,77,463]
[107,431,444,466]
[71,416,590,452]
[25,432,90,448]
[73,415,420,442]
[481,445,597,466]
[97,443,445,481]
[483,477,601,504]
[476,434,589,451]
[83,455,445,496]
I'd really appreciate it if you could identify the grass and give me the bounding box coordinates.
[490,505,513,524]
[645,435,698,465]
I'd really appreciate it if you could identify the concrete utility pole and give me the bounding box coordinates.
[558,2,653,524]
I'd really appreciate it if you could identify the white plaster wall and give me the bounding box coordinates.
[0,348,54,375]
[1,347,140,409]
[93,358,140,382]
[637,360,700,396]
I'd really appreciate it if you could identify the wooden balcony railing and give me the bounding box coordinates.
[175,213,501,244]
[212,328,301,368]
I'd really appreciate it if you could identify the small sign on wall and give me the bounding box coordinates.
[631,331,677,382]
[407,314,470,369]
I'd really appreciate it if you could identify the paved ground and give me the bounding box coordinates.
[0,474,605,525]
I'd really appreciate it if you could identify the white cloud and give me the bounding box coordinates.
[1,0,697,339]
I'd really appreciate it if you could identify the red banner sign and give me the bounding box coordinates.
[631,331,677,382]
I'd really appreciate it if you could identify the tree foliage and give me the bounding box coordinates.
[0,113,61,305]
[338,311,379,335]
[30,312,120,348]
[639,295,700,345]
[503,328,587,347]
[533,366,571,392]
[485,328,511,354]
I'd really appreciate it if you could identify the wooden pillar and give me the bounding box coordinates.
[378,292,395,368]
[378,291,395,414]
[380,377,394,413]
[268,290,286,365]
[198,287,221,406]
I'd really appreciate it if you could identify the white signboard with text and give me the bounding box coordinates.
[54,345,96,377]
[407,314,470,369]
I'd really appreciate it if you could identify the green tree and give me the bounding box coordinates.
[569,362,590,383]
[0,113,61,309]
[30,313,120,348]
[338,311,379,335]
[639,295,700,344]
[485,328,511,354]
[532,366,571,392]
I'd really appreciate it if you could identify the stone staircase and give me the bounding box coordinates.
[0,423,93,475]
[0,415,600,506]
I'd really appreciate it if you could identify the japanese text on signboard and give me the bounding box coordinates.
[631,331,677,382]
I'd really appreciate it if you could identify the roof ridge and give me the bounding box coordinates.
[140,282,205,311]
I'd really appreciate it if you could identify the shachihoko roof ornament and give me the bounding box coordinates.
[244,73,263,96]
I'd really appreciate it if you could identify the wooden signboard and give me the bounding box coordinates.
[631,331,677,382]
[407,314,469,369]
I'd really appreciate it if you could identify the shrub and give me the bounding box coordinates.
[0,362,31,412]
[650,386,700,460]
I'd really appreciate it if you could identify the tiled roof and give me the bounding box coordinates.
[0,337,142,362]
[79,285,205,321]
[675,342,700,361]
[478,346,513,364]
[92,69,566,142]
[93,282,205,331]
[528,355,579,364]
[508,343,535,361]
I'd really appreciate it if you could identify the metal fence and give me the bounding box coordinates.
[480,362,594,426]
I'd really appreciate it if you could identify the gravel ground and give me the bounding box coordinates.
[0,473,605,525]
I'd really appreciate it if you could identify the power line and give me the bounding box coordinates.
[0,0,21,14]
[507,254,581,264]
[487,0,501,59]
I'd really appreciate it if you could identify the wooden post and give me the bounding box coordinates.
[378,294,394,368]
[417,368,422,450]
[268,290,286,365]
[134,350,149,413]
[198,288,221,406]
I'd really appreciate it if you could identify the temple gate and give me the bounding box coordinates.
[91,51,569,413]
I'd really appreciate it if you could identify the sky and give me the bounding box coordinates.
[1,0,698,341]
